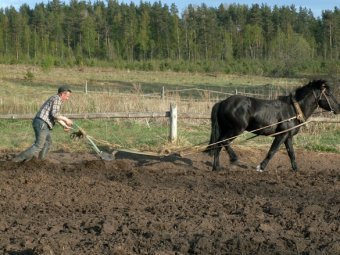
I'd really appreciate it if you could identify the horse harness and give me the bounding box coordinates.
[312,86,337,113]
[292,85,335,123]
[291,95,306,123]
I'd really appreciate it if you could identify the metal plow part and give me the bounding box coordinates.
[84,134,115,161]
[71,123,115,161]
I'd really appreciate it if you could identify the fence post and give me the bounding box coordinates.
[169,103,177,142]
[161,86,165,100]
[85,80,88,94]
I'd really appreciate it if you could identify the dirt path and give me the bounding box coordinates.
[0,148,339,255]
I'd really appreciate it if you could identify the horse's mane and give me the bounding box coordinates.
[294,79,327,101]
[276,80,328,103]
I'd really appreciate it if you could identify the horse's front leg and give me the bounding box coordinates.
[256,134,288,172]
[284,136,298,171]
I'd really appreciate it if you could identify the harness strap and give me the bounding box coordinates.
[291,95,305,122]
[321,89,335,113]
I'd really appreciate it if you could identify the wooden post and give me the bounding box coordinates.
[169,103,177,142]
[161,86,165,100]
[85,80,88,94]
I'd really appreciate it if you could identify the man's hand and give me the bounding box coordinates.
[58,119,72,132]
[57,116,72,126]
[64,118,73,127]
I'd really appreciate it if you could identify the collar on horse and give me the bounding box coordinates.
[291,94,306,122]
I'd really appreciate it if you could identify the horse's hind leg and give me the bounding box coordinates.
[212,135,236,171]
[224,141,251,169]
[222,128,243,164]
[213,129,242,170]
[219,129,242,166]
[212,145,222,171]
[224,142,238,163]
[257,134,288,172]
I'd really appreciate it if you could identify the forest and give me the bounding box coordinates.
[0,0,339,76]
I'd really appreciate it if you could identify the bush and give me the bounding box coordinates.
[40,56,55,70]
[24,70,34,82]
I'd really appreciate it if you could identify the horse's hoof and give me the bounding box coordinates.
[212,167,221,171]
[256,165,264,172]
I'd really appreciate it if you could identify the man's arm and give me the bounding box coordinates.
[50,96,73,129]
[56,115,73,131]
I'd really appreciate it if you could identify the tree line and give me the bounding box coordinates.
[0,0,339,76]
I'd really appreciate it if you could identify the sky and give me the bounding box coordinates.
[0,0,338,18]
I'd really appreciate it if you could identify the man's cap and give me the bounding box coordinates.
[58,85,72,94]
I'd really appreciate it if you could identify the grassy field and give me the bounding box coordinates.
[0,64,339,154]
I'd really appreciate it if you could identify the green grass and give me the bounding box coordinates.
[2,119,339,154]
[295,128,340,153]
[1,119,176,153]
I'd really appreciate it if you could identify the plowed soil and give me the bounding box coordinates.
[0,147,339,255]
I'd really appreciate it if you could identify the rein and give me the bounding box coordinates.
[176,116,300,156]
[321,89,336,113]
[268,120,311,137]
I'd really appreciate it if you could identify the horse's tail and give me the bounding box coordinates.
[204,102,221,156]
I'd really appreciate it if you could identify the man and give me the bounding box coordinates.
[13,86,73,162]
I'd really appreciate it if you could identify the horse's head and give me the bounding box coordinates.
[312,80,339,114]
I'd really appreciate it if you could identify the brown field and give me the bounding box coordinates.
[0,147,339,255]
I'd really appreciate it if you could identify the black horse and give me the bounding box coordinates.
[206,80,339,172]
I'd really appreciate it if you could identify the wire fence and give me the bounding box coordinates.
[80,79,296,101]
